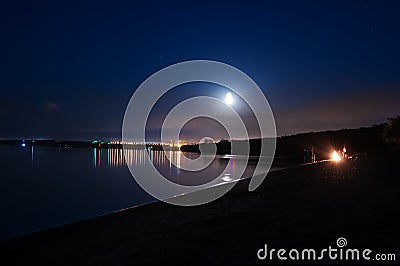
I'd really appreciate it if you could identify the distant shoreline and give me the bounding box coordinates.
[0,123,390,164]
[0,139,180,151]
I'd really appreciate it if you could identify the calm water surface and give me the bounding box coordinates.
[0,145,274,240]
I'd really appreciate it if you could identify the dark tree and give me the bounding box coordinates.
[383,115,400,151]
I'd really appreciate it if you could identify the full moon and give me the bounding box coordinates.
[225,92,233,105]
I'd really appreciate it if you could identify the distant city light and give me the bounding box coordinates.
[331,150,341,162]
[225,92,233,105]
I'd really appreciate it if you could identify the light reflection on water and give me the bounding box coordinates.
[0,145,272,240]
[92,148,271,186]
[95,148,184,169]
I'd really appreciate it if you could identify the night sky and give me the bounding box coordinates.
[1,0,399,140]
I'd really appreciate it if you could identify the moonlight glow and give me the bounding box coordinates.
[225,92,233,105]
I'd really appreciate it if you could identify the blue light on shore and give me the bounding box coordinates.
[21,143,26,147]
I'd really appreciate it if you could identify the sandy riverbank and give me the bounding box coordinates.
[1,155,399,265]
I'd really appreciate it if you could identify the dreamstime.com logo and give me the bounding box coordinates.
[122,60,276,206]
[257,237,397,261]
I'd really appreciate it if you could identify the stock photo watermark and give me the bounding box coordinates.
[122,60,276,206]
[257,237,396,262]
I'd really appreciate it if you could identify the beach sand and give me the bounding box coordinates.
[1,155,399,265]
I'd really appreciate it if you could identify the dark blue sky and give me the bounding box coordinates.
[1,0,399,140]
